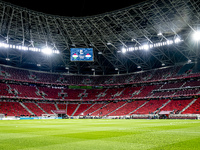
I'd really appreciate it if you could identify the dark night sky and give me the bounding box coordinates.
[2,0,147,17]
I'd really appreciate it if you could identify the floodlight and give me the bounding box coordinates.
[167,40,173,45]
[192,31,200,41]
[174,37,181,43]
[42,47,52,55]
[129,47,134,51]
[0,42,9,48]
[122,48,126,53]
[22,46,28,50]
[6,58,10,61]
[157,33,163,36]
[143,44,149,51]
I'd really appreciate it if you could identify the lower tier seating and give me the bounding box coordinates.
[0,98,199,116]
[0,101,30,116]
[182,98,200,114]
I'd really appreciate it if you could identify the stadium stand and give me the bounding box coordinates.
[23,102,45,116]
[0,101,30,116]
[182,98,200,114]
[0,64,200,117]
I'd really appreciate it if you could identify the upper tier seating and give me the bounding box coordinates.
[0,63,193,86]
[1,66,30,81]
[135,85,157,98]
[9,84,41,98]
[31,72,60,83]
[183,80,200,87]
[64,89,84,100]
[161,82,184,89]
[0,83,13,97]
[38,86,61,99]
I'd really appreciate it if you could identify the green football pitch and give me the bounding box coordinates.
[0,119,200,150]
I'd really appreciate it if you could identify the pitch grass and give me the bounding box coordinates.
[0,119,200,150]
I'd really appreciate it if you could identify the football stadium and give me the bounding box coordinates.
[0,0,200,149]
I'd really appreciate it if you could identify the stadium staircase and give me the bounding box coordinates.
[71,104,81,116]
[78,103,95,116]
[97,89,108,99]
[66,104,68,113]
[90,103,108,116]
[54,104,59,110]
[154,99,171,113]
[179,98,197,114]
[35,103,47,114]
[106,102,128,116]
[127,101,149,115]
[114,89,126,97]
[7,84,13,95]
[19,102,35,115]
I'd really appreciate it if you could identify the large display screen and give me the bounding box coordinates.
[70,48,94,62]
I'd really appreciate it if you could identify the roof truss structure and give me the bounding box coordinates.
[0,0,199,75]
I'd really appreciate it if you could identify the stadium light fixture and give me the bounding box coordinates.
[167,40,173,45]
[192,31,200,41]
[0,42,9,48]
[143,44,149,51]
[6,58,10,61]
[41,47,52,55]
[174,37,181,43]
[0,41,60,54]
[121,37,183,53]
[122,48,126,53]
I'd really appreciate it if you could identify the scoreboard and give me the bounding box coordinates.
[70,48,94,62]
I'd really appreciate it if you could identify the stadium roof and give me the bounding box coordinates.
[0,0,199,75]
[3,0,147,17]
